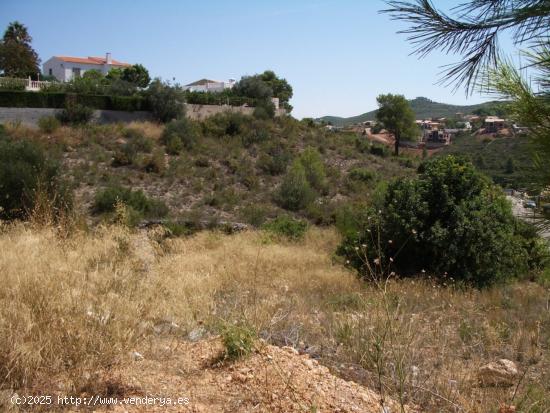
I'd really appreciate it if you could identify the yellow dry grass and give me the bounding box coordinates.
[0,223,548,412]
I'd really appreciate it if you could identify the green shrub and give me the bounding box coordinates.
[123,128,153,152]
[143,148,166,174]
[298,147,327,193]
[253,100,275,119]
[93,186,168,220]
[276,159,316,211]
[0,136,72,220]
[240,204,269,227]
[221,323,256,360]
[257,144,290,176]
[161,118,201,153]
[242,128,270,147]
[348,167,375,182]
[202,112,247,137]
[146,79,185,123]
[38,116,61,133]
[370,143,390,157]
[263,215,308,240]
[337,156,546,287]
[56,102,93,125]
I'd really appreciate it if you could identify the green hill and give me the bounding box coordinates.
[317,97,506,126]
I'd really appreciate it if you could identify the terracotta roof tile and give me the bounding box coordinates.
[55,56,131,67]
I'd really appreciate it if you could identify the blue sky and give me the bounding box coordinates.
[1,0,518,118]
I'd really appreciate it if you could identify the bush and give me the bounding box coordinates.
[38,116,61,133]
[298,147,327,193]
[221,323,256,360]
[161,118,201,153]
[257,143,290,175]
[276,159,316,211]
[0,137,72,220]
[146,79,185,123]
[143,148,166,174]
[253,100,275,119]
[337,156,546,287]
[263,215,308,240]
[56,102,93,125]
[240,204,269,227]
[370,143,390,157]
[93,186,169,221]
[348,167,375,182]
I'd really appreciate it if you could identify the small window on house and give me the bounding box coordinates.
[72,67,81,78]
[48,68,52,76]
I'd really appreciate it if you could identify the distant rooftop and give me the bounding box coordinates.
[54,56,131,67]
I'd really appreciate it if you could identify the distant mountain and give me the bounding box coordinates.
[316,97,506,127]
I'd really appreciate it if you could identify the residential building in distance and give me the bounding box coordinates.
[183,78,236,93]
[43,53,131,82]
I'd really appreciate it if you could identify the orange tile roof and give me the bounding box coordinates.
[55,56,131,67]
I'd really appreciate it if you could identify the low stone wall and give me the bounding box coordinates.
[0,107,153,127]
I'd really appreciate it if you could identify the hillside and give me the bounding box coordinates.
[317,97,506,126]
[2,116,415,229]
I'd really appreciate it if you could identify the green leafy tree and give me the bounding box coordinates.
[0,21,40,78]
[383,0,550,234]
[375,93,417,156]
[233,76,273,100]
[337,156,546,287]
[259,70,293,110]
[146,79,185,123]
[121,64,150,88]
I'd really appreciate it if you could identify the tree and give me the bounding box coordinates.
[121,64,150,88]
[383,1,550,92]
[233,75,273,100]
[382,0,550,221]
[146,79,186,123]
[259,70,293,111]
[233,70,294,111]
[375,93,417,156]
[0,21,40,78]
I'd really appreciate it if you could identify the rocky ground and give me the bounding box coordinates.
[73,338,410,413]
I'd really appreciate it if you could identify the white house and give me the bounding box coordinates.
[42,53,131,82]
[184,78,236,93]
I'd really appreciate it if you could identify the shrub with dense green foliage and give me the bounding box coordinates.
[262,215,308,240]
[56,102,93,125]
[337,156,548,287]
[221,323,256,360]
[276,159,316,211]
[161,117,201,153]
[37,116,60,133]
[146,79,185,123]
[92,186,168,220]
[298,147,327,193]
[0,136,71,220]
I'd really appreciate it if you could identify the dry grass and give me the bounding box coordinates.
[125,121,164,141]
[0,223,548,412]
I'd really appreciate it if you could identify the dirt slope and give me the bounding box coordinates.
[85,337,410,413]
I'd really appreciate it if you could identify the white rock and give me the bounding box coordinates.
[131,351,144,361]
[478,359,518,387]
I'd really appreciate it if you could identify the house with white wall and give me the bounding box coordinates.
[184,78,236,93]
[42,53,131,82]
